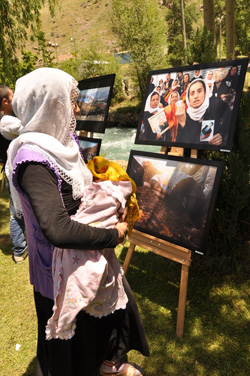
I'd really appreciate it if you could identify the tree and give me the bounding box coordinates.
[199,95,250,273]
[203,0,215,42]
[187,27,217,65]
[180,0,187,64]
[225,0,235,60]
[235,0,250,56]
[57,37,125,103]
[165,1,196,66]
[111,0,167,97]
[0,0,56,85]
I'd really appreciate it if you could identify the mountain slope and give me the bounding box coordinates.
[27,0,117,62]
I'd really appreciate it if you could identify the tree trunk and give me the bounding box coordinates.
[203,0,215,42]
[180,0,187,64]
[226,0,235,60]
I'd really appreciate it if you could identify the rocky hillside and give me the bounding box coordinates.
[26,0,118,63]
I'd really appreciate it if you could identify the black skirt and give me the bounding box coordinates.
[34,277,150,376]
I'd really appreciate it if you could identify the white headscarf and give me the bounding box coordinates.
[167,91,180,105]
[6,67,93,216]
[186,78,210,122]
[171,80,180,91]
[144,90,161,114]
[205,71,215,98]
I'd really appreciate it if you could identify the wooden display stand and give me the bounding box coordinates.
[123,230,191,338]
[76,130,94,138]
[0,164,5,192]
[122,146,198,338]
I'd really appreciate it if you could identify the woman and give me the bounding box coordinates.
[162,91,185,142]
[176,78,223,145]
[167,91,181,106]
[180,73,190,104]
[204,70,215,98]
[164,79,181,105]
[141,90,163,141]
[6,68,149,376]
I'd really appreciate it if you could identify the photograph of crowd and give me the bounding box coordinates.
[76,74,115,133]
[127,151,223,251]
[135,59,248,151]
[78,136,101,164]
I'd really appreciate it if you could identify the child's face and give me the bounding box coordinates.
[151,180,162,192]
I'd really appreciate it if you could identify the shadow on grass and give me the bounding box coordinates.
[119,245,250,376]
[22,357,36,376]
[0,234,12,256]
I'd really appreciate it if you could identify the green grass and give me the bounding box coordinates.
[1,172,250,376]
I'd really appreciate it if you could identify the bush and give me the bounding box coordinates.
[196,94,250,273]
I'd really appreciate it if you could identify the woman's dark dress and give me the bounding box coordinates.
[18,163,149,376]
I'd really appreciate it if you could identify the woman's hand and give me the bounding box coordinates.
[175,103,186,127]
[209,133,222,145]
[115,222,129,244]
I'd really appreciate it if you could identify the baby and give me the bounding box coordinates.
[46,157,140,340]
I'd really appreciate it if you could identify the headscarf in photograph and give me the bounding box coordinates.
[185,78,210,122]
[205,71,215,98]
[167,91,181,105]
[171,79,180,91]
[144,90,161,114]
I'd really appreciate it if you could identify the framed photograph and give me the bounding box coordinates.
[127,150,223,252]
[78,136,102,164]
[135,58,248,152]
[76,74,115,133]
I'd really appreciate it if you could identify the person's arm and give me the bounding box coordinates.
[18,163,126,250]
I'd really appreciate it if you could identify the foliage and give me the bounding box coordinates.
[235,0,250,56]
[111,0,167,98]
[0,51,38,89]
[165,1,197,66]
[214,0,250,57]
[0,0,56,85]
[57,38,125,103]
[198,95,250,272]
[187,26,217,65]
[36,30,54,67]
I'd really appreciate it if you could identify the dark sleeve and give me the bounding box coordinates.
[18,163,119,250]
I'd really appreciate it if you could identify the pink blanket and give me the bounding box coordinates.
[46,180,132,340]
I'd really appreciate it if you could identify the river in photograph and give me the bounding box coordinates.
[95,127,161,163]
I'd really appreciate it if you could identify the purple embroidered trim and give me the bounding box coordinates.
[12,148,64,205]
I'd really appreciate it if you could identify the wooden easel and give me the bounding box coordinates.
[122,146,198,338]
[0,164,5,192]
[76,130,94,138]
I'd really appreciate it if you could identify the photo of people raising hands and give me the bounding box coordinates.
[136,59,248,151]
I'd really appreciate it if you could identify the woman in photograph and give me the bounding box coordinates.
[176,78,223,145]
[162,91,185,143]
[177,71,184,94]
[6,67,149,376]
[167,91,181,106]
[205,70,215,98]
[180,73,190,104]
[141,90,163,140]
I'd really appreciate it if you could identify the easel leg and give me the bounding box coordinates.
[1,171,5,192]
[122,243,136,275]
[176,264,189,338]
